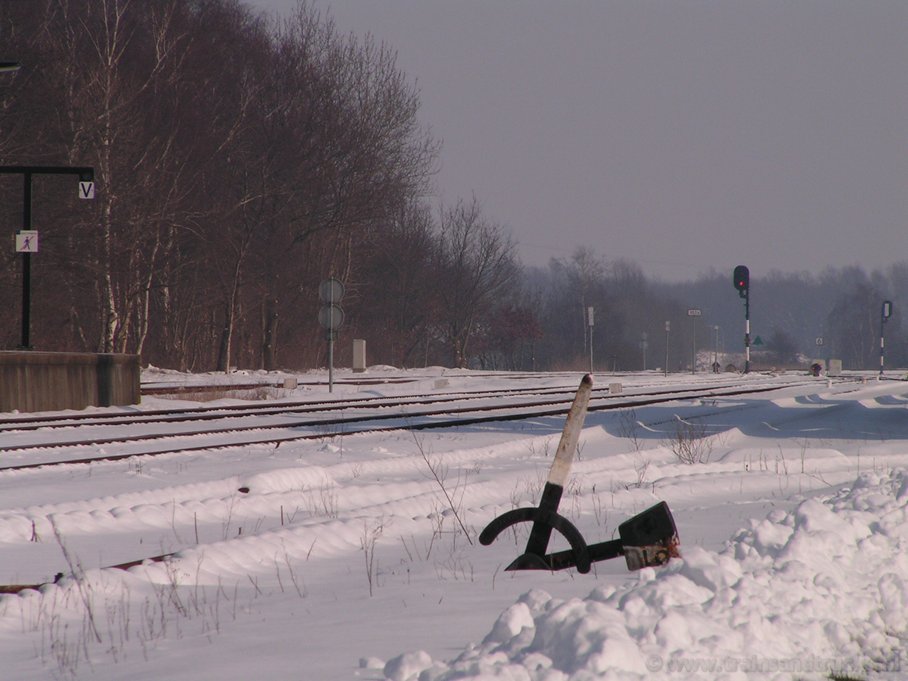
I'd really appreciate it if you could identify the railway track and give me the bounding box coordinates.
[3,371,685,432]
[0,375,821,472]
[137,369,602,395]
[0,372,867,596]
[0,379,665,431]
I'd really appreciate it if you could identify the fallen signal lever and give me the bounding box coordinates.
[479,374,681,573]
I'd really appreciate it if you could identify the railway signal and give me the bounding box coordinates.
[880,300,893,376]
[732,265,751,373]
[479,374,681,573]
[733,265,749,298]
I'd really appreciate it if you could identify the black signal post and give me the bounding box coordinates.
[1,166,95,349]
[733,265,750,373]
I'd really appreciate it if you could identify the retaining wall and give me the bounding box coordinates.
[0,351,140,413]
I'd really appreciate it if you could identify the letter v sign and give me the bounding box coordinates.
[78,181,95,199]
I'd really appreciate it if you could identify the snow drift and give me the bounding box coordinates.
[383,469,908,680]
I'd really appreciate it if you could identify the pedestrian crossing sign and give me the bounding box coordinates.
[15,230,38,253]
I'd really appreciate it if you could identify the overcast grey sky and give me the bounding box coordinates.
[246,0,907,281]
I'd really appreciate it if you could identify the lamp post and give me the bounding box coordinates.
[687,308,701,374]
[587,306,594,374]
[664,321,670,377]
[0,62,21,72]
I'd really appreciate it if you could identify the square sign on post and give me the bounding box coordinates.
[78,181,95,199]
[15,230,39,253]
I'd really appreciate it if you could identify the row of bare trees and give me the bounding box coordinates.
[1,0,523,370]
[3,2,904,374]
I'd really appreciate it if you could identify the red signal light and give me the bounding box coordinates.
[733,265,749,297]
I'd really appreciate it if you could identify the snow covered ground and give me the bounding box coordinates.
[1,368,908,680]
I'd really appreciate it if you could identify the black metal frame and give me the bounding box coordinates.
[0,166,94,349]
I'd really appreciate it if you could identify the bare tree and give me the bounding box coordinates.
[350,199,438,367]
[216,6,439,370]
[434,198,518,368]
[827,276,883,369]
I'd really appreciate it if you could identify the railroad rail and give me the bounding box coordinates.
[0,373,861,595]
[1,377,822,472]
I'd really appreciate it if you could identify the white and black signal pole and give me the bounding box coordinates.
[733,266,750,373]
[880,300,893,376]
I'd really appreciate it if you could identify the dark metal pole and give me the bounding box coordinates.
[714,325,719,372]
[21,172,32,349]
[328,330,335,393]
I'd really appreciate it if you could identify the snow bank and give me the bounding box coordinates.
[382,469,908,680]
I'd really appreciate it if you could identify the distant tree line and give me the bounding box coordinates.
[520,255,908,373]
[660,265,908,372]
[2,1,904,373]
